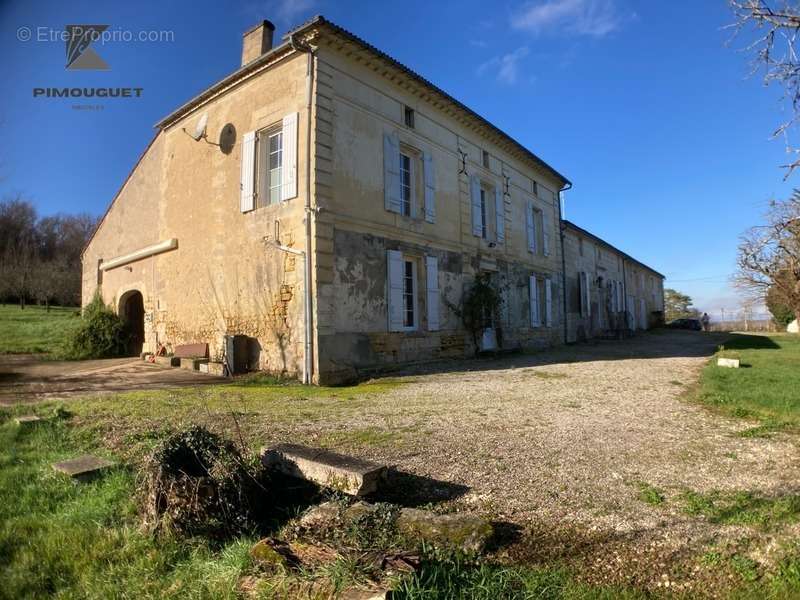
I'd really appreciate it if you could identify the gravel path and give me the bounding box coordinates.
[274,330,799,591]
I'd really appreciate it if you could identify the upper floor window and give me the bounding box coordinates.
[479,188,488,239]
[482,150,490,169]
[239,112,298,213]
[404,106,415,128]
[256,126,283,208]
[383,132,436,223]
[579,238,584,257]
[400,152,413,216]
[533,180,539,197]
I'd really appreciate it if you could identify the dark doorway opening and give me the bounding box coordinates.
[120,290,145,356]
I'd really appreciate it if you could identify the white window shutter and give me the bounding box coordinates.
[240,131,256,212]
[526,200,536,253]
[543,210,551,256]
[545,279,553,327]
[529,275,540,327]
[383,133,401,213]
[280,112,298,201]
[425,255,440,331]
[494,184,505,242]
[387,250,404,331]
[423,151,436,223]
[470,175,482,237]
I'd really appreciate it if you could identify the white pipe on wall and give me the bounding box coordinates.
[100,238,178,271]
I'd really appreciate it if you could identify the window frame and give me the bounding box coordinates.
[479,187,489,239]
[255,123,283,209]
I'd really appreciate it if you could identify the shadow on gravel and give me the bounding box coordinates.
[363,330,732,381]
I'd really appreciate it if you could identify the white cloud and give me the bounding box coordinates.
[511,0,629,38]
[273,0,316,23]
[242,0,317,27]
[477,46,530,84]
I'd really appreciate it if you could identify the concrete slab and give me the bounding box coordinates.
[717,357,740,368]
[52,455,114,481]
[180,357,209,371]
[154,355,179,367]
[261,443,386,496]
[15,415,42,426]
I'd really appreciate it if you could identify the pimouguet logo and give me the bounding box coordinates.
[65,25,110,70]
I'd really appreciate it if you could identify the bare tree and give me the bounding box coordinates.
[735,190,800,319]
[0,196,97,308]
[728,1,800,177]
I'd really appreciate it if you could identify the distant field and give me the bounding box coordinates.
[0,304,80,355]
[697,333,800,428]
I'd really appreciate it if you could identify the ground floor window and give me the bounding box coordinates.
[403,259,415,328]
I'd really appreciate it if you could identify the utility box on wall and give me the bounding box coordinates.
[224,335,250,375]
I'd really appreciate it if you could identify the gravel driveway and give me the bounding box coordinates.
[262,330,799,590]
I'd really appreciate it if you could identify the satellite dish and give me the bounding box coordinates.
[189,113,208,141]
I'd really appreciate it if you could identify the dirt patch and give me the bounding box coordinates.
[0,354,226,405]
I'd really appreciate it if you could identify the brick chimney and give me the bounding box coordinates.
[241,20,276,66]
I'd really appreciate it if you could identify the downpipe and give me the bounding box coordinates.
[291,33,315,385]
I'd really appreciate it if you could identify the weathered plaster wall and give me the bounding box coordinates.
[83,52,310,375]
[563,225,664,342]
[312,45,564,382]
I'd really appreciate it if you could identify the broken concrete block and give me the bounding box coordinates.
[15,415,42,427]
[717,357,740,368]
[261,443,386,496]
[396,508,493,554]
[52,455,114,482]
[206,361,225,376]
[298,501,343,529]
[250,538,291,568]
[154,355,179,367]
[180,357,208,371]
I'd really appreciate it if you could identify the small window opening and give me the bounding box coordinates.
[404,106,415,128]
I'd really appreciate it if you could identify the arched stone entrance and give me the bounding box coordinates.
[119,290,145,356]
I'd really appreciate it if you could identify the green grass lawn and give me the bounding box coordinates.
[696,333,800,430]
[0,412,650,599]
[0,304,81,354]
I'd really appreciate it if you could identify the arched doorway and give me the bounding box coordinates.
[119,290,145,356]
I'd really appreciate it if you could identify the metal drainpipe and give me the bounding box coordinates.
[558,182,572,345]
[290,34,315,385]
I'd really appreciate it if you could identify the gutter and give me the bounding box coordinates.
[558,182,572,344]
[290,33,316,386]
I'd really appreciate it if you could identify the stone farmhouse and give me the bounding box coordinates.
[81,16,665,384]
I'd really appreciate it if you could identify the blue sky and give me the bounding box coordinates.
[0,0,794,316]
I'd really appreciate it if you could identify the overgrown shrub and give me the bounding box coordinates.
[446,274,502,356]
[141,426,268,538]
[61,291,130,359]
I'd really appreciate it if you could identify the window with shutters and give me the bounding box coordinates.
[256,125,282,208]
[482,150,490,168]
